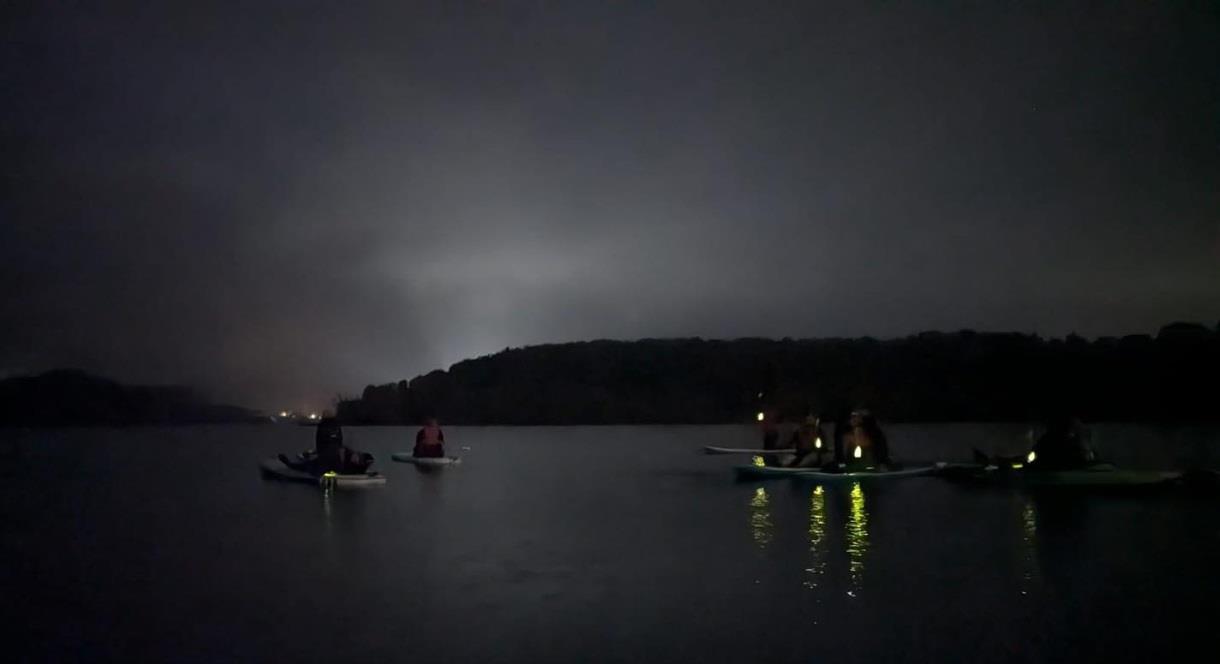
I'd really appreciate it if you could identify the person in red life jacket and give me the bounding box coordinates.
[413,417,446,458]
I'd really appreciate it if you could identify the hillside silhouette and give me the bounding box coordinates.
[0,370,261,426]
[337,323,1218,425]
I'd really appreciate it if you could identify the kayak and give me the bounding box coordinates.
[704,446,796,455]
[391,453,461,466]
[940,463,1182,489]
[259,458,387,488]
[735,463,944,481]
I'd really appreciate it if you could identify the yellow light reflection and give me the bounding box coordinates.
[1020,497,1039,596]
[752,455,765,467]
[846,482,869,595]
[749,486,773,549]
[804,486,827,590]
[321,485,334,533]
[1027,450,1037,464]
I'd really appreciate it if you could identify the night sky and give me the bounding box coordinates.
[3,2,1217,410]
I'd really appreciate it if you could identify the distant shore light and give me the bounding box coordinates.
[756,412,765,422]
[280,411,289,418]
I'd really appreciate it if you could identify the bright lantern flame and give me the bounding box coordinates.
[853,445,863,459]
[1027,450,1036,463]
[756,412,765,422]
[815,437,822,449]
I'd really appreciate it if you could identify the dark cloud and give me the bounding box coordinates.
[3,1,1218,410]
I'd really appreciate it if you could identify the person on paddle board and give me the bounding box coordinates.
[281,416,371,474]
[414,417,446,458]
[314,417,344,468]
[836,409,891,469]
[1027,415,1095,470]
[786,414,828,468]
[316,417,373,473]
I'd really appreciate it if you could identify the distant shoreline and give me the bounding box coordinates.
[337,324,1219,426]
[5,322,1216,427]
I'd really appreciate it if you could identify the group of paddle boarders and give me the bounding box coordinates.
[279,416,448,476]
[762,408,1097,472]
[760,409,891,470]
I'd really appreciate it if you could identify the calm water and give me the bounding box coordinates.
[4,424,1219,663]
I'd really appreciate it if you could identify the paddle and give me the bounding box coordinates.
[703,446,795,455]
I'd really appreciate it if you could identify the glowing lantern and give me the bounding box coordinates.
[853,445,863,459]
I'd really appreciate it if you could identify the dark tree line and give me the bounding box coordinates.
[0,369,261,426]
[336,322,1218,425]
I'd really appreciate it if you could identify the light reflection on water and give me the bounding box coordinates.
[1020,496,1039,596]
[846,482,869,597]
[804,485,827,590]
[749,486,773,549]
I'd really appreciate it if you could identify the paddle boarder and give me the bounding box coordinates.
[414,417,447,458]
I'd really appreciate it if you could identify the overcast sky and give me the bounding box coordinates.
[3,1,1217,410]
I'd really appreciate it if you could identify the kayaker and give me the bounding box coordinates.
[414,417,446,458]
[838,409,891,468]
[787,414,827,468]
[1027,415,1095,470]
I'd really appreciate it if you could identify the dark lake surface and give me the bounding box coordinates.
[4,424,1219,663]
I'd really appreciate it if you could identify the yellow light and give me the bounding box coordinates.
[752,455,765,467]
[1011,463,1024,469]
[309,413,319,420]
[1027,450,1036,464]
[322,471,337,477]
[756,412,765,422]
[853,445,862,459]
[815,437,822,449]
[279,411,288,418]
